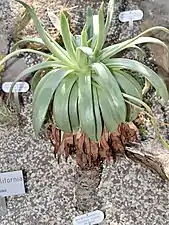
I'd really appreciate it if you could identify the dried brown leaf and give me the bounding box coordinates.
[110,133,125,154]
[100,129,111,161]
[90,140,99,163]
[84,135,92,166]
[75,132,85,167]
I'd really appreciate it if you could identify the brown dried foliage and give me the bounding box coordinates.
[47,123,139,168]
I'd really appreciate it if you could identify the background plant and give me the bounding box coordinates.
[0,0,169,166]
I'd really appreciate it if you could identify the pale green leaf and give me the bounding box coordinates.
[92,62,126,122]
[15,60,61,84]
[74,35,82,47]
[0,48,57,69]
[94,2,105,57]
[100,33,169,61]
[106,58,169,101]
[76,48,89,67]
[91,15,99,49]
[113,70,142,99]
[86,6,93,40]
[31,70,42,92]
[81,24,88,46]
[68,81,80,133]
[92,86,102,141]
[76,47,93,63]
[78,73,96,140]
[92,15,99,36]
[105,0,115,36]
[129,45,146,61]
[60,12,76,61]
[47,10,61,31]
[12,37,45,51]
[126,103,139,122]
[113,70,142,121]
[33,69,72,134]
[122,93,153,116]
[97,87,119,132]
[9,61,63,94]
[15,0,70,64]
[53,74,77,132]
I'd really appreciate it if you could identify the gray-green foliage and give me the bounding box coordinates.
[0,0,169,142]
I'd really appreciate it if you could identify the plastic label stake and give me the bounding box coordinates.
[73,210,104,225]
[119,10,143,29]
[2,82,29,93]
[0,170,25,197]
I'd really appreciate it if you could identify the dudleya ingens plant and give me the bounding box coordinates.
[0,0,169,144]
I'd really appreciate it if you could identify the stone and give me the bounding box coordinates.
[2,57,28,82]
[135,0,169,89]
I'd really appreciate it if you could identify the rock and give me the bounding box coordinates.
[126,141,169,181]
[135,0,169,90]
[0,35,9,56]
[2,57,28,82]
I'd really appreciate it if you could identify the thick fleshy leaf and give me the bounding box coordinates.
[15,0,70,64]
[47,10,61,31]
[100,36,169,61]
[97,87,119,132]
[91,34,98,50]
[9,60,63,94]
[86,6,94,40]
[122,93,153,116]
[45,30,69,58]
[92,86,103,141]
[74,35,82,47]
[106,58,169,101]
[60,12,76,61]
[78,73,97,140]
[0,48,57,70]
[12,37,45,51]
[125,103,139,122]
[113,70,142,121]
[94,2,105,57]
[33,69,72,134]
[92,15,99,37]
[89,13,98,48]
[129,45,146,61]
[92,63,126,122]
[53,74,77,132]
[105,0,115,37]
[13,60,61,86]
[68,81,80,133]
[31,70,42,92]
[142,79,151,95]
[76,48,89,67]
[113,70,142,99]
[76,47,93,64]
[81,24,88,46]
[77,47,93,57]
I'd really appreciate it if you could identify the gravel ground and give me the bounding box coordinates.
[1,0,169,225]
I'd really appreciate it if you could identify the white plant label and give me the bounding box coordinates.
[73,210,104,225]
[119,10,143,28]
[2,82,29,93]
[0,170,25,197]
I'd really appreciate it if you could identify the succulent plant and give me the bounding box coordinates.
[0,0,169,166]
